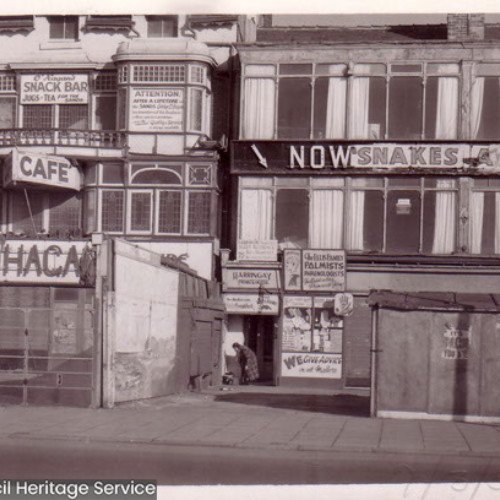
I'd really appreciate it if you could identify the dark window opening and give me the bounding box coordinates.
[386,190,421,253]
[389,76,423,139]
[102,190,124,232]
[188,191,211,234]
[276,189,309,248]
[146,15,178,37]
[158,191,182,233]
[48,16,79,40]
[278,78,311,139]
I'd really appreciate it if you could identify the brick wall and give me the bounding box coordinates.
[447,13,484,41]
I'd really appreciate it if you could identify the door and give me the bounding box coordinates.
[245,316,275,384]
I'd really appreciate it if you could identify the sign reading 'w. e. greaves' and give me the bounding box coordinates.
[4,151,82,191]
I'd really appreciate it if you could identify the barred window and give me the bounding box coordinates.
[23,105,53,128]
[130,191,152,232]
[49,192,82,235]
[0,73,16,92]
[59,104,88,129]
[187,191,211,234]
[118,66,128,84]
[102,190,124,232]
[132,64,185,83]
[94,71,116,91]
[158,190,182,233]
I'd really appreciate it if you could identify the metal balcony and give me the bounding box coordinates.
[0,129,127,149]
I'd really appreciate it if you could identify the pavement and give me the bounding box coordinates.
[1,385,500,458]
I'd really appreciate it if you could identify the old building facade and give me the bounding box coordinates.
[222,14,500,422]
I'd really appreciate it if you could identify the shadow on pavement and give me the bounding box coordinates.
[213,392,370,417]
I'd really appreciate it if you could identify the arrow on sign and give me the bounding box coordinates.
[251,144,268,168]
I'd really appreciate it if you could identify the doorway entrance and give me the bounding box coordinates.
[244,316,275,384]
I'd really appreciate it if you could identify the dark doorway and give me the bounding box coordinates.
[244,316,275,384]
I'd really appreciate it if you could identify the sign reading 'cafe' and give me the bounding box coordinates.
[232,141,500,172]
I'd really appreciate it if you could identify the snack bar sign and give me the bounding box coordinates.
[4,151,82,191]
[21,74,89,104]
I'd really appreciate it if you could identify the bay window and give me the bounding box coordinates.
[239,176,458,255]
[241,61,459,140]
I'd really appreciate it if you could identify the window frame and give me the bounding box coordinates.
[238,176,460,255]
[241,61,462,141]
[127,189,154,234]
[47,15,80,41]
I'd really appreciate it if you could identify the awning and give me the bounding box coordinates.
[368,290,500,312]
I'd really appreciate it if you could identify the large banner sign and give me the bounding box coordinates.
[4,151,81,191]
[21,74,89,104]
[0,240,88,284]
[232,141,500,173]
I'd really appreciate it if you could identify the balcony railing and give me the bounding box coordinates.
[0,129,127,149]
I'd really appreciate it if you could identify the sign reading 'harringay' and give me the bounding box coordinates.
[232,141,500,171]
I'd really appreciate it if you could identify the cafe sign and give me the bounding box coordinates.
[0,240,87,284]
[21,74,89,104]
[4,151,81,191]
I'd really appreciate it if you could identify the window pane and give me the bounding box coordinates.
[481,192,496,254]
[313,77,346,139]
[59,104,88,129]
[130,192,152,231]
[48,16,64,39]
[189,88,202,131]
[48,16,78,40]
[84,190,96,234]
[278,78,311,139]
[11,191,44,236]
[147,16,177,37]
[279,64,312,75]
[49,192,82,236]
[423,190,457,254]
[0,98,15,128]
[133,169,181,185]
[476,77,500,140]
[187,191,211,234]
[64,17,78,40]
[101,190,124,232]
[386,190,421,253]
[363,191,384,251]
[95,95,116,130]
[102,163,124,184]
[389,77,423,139]
[275,189,309,248]
[369,77,386,139]
[23,105,53,128]
[158,191,181,233]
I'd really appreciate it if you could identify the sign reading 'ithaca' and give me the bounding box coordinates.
[232,141,500,172]
[0,240,87,284]
[4,151,81,191]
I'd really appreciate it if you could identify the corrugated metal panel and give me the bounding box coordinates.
[343,296,371,387]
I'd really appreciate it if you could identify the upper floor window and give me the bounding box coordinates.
[239,176,458,255]
[146,15,177,37]
[471,64,500,140]
[242,62,460,141]
[48,16,79,41]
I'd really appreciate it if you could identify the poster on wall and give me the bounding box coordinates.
[130,88,184,132]
[281,352,342,379]
[224,293,279,315]
[282,296,313,352]
[313,296,343,353]
[283,249,345,292]
[237,240,278,262]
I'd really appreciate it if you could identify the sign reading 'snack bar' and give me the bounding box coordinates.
[21,74,89,104]
[4,151,81,191]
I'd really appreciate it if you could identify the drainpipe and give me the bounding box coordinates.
[370,305,379,417]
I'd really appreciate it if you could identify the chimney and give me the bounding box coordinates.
[447,13,484,41]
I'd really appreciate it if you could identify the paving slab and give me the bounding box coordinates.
[420,421,470,452]
[332,418,382,450]
[457,423,500,454]
[379,419,425,452]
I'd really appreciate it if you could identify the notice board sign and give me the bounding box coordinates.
[223,293,279,315]
[222,267,280,291]
[284,249,345,292]
[130,87,184,132]
[237,240,278,262]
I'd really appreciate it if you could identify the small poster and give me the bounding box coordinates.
[281,352,342,379]
[130,87,184,132]
[313,297,343,353]
[282,296,312,352]
[237,240,278,261]
[283,250,302,290]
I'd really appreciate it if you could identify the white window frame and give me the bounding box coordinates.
[155,189,183,235]
[127,189,153,234]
